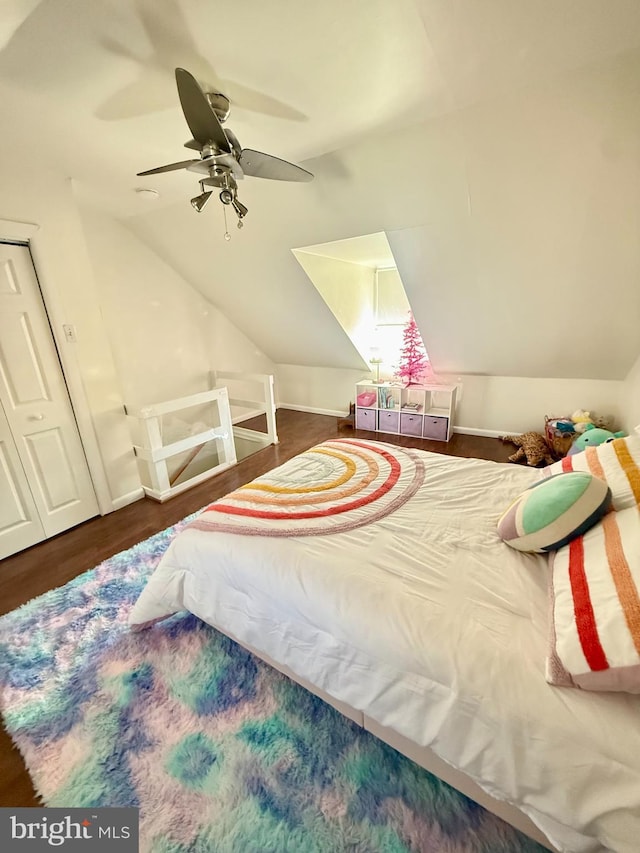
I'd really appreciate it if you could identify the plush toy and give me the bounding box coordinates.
[500,432,555,467]
[571,409,595,434]
[592,412,615,431]
[567,424,626,455]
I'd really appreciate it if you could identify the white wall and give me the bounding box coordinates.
[293,251,373,363]
[131,208,366,372]
[81,208,210,412]
[80,207,277,489]
[376,268,410,324]
[621,354,640,433]
[276,365,367,416]
[276,365,625,434]
[80,208,275,414]
[442,374,624,436]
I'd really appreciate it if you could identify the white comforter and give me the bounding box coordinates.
[129,440,640,853]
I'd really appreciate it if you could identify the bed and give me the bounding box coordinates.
[129,436,640,853]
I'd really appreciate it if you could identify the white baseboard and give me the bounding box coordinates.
[453,426,507,438]
[278,403,348,418]
[232,408,264,424]
[110,487,145,511]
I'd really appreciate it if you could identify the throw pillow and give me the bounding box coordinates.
[543,436,640,511]
[497,472,611,553]
[547,507,640,692]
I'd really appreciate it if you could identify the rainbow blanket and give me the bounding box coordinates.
[189,438,426,537]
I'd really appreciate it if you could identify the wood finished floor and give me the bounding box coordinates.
[0,409,515,808]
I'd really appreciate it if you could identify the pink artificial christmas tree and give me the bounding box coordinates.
[395,313,434,386]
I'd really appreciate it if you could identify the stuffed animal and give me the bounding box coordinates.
[500,432,555,467]
[567,424,626,455]
[571,409,595,434]
[591,413,615,431]
[546,417,575,434]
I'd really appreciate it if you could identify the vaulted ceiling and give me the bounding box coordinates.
[3,0,640,379]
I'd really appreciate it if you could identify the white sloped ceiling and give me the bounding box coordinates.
[3,1,639,380]
[128,44,640,380]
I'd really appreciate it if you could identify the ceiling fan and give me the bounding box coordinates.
[137,68,313,227]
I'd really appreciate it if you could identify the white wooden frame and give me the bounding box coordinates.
[211,370,278,452]
[128,388,237,502]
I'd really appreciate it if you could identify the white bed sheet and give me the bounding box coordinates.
[129,444,640,853]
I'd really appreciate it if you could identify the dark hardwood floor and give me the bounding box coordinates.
[0,409,514,808]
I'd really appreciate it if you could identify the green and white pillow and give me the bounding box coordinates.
[497,472,612,553]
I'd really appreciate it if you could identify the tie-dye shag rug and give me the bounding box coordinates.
[0,518,547,853]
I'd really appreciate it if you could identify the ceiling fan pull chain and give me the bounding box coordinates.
[223,206,231,241]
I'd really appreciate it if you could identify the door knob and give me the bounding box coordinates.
[28,413,45,421]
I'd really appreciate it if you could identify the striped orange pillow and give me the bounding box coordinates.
[547,507,640,692]
[543,436,640,511]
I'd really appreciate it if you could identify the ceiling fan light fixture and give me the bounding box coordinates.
[232,198,248,220]
[136,68,313,230]
[191,190,213,212]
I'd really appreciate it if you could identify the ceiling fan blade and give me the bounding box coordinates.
[175,67,231,153]
[221,80,307,122]
[136,159,199,176]
[238,149,313,182]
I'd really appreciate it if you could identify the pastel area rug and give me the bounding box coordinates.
[0,518,547,853]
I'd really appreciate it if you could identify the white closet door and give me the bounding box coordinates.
[0,403,45,559]
[0,243,98,546]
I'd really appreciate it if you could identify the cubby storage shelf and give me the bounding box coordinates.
[355,381,457,442]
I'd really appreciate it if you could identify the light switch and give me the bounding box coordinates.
[63,324,77,343]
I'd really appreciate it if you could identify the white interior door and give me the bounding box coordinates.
[0,402,45,558]
[0,242,98,553]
